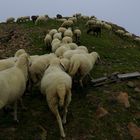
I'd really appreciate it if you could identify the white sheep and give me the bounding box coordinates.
[134,37,140,42]
[0,53,29,122]
[68,17,77,23]
[53,32,62,40]
[63,47,88,60]
[115,29,125,36]
[41,58,72,138]
[61,20,73,28]
[0,49,27,71]
[77,46,89,53]
[49,29,58,38]
[69,52,100,87]
[64,28,73,38]
[51,39,62,52]
[35,16,48,25]
[123,32,133,38]
[55,44,71,57]
[62,36,73,44]
[29,53,57,85]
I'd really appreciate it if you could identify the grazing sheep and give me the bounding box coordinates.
[62,36,73,44]
[115,29,125,36]
[77,46,89,53]
[61,20,73,28]
[14,49,26,58]
[56,14,62,19]
[44,34,52,51]
[31,15,39,23]
[69,52,100,87]
[0,53,29,122]
[29,53,57,85]
[6,17,15,23]
[51,39,62,52]
[41,58,72,138]
[123,32,133,38]
[134,37,140,42]
[56,18,67,22]
[35,16,48,25]
[87,25,101,37]
[73,29,81,44]
[68,17,77,23]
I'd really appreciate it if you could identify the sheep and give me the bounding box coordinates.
[63,47,88,60]
[53,32,62,40]
[64,28,73,38]
[77,46,89,53]
[69,52,100,87]
[0,49,27,71]
[41,58,72,138]
[29,53,57,85]
[134,37,140,42]
[68,17,77,23]
[51,39,62,52]
[61,20,73,28]
[73,28,81,44]
[56,14,62,19]
[6,17,15,23]
[0,53,29,122]
[123,32,133,38]
[62,36,73,44]
[87,25,101,37]
[44,34,52,51]
[115,29,125,36]
[49,29,58,38]
[35,16,48,25]
[31,15,39,23]
[55,44,71,57]
[56,18,67,22]
[58,27,67,37]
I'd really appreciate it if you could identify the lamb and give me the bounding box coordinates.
[41,58,72,138]
[0,53,29,122]
[29,53,57,85]
[73,28,81,44]
[69,52,100,87]
[35,16,48,25]
[6,17,15,23]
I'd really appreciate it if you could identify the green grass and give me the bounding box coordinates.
[0,19,140,140]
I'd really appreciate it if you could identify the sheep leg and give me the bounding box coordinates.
[14,101,19,123]
[48,102,65,138]
[62,90,71,124]
[79,78,84,88]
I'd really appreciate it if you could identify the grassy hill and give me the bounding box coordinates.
[0,18,140,140]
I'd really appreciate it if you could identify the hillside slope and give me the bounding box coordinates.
[0,18,140,140]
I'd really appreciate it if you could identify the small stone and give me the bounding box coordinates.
[134,87,140,93]
[96,107,108,118]
[127,81,135,88]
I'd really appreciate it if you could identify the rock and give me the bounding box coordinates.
[96,107,108,118]
[128,122,140,140]
[134,87,140,93]
[127,81,135,88]
[116,92,130,108]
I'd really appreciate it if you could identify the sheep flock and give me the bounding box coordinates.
[0,13,140,139]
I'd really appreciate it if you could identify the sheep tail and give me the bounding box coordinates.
[69,59,80,76]
[57,84,66,107]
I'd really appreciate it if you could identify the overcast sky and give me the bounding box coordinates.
[0,0,139,36]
